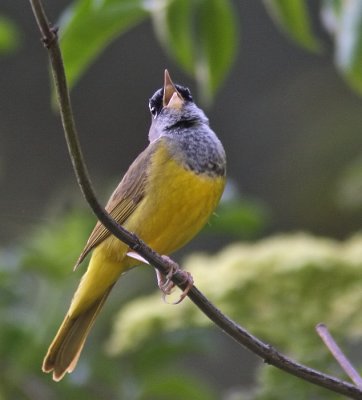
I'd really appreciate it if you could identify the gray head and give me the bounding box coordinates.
[148,71,226,177]
[148,70,209,142]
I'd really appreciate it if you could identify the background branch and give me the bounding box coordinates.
[317,323,362,389]
[29,1,362,398]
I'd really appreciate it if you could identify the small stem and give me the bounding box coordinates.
[29,0,52,39]
[317,323,362,388]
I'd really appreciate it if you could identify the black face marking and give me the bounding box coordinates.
[148,84,193,118]
[149,88,163,118]
[165,118,198,131]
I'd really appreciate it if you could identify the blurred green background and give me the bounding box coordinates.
[0,0,362,398]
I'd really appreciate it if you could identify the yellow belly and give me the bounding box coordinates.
[70,143,225,315]
[130,159,224,254]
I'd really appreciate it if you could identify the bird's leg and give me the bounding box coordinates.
[155,268,173,294]
[155,256,194,304]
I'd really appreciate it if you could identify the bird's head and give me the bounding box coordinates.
[148,70,208,142]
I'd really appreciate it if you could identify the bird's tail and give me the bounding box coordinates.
[42,285,114,382]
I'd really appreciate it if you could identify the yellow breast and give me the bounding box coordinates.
[124,142,225,255]
[70,140,225,314]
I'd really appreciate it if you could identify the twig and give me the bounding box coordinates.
[317,323,362,389]
[28,1,362,398]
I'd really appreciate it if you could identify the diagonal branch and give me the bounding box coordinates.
[317,323,362,389]
[29,1,362,398]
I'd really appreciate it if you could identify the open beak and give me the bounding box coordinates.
[163,69,184,110]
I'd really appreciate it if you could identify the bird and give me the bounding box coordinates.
[42,70,226,381]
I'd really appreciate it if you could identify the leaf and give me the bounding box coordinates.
[197,0,238,101]
[21,210,93,279]
[320,0,342,36]
[150,0,238,103]
[323,0,362,94]
[263,0,320,52]
[206,199,269,238]
[151,0,195,74]
[0,15,21,54]
[58,0,147,89]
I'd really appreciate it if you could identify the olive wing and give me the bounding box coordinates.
[74,144,156,268]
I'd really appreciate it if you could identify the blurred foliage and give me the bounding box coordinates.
[4,0,362,398]
[4,205,362,398]
[107,233,362,399]
[58,0,147,90]
[321,0,362,95]
[263,0,321,52]
[335,156,362,212]
[0,201,263,399]
[58,0,237,104]
[57,0,362,101]
[150,0,237,104]
[205,180,270,239]
[22,209,94,279]
[0,15,21,54]
[206,198,269,239]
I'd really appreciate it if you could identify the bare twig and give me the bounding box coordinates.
[317,323,362,389]
[28,1,362,398]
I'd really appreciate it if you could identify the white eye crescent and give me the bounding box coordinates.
[149,104,157,117]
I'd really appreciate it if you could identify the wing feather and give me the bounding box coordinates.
[74,144,156,268]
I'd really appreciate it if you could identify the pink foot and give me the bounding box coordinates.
[155,256,194,304]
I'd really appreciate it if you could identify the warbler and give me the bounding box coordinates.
[42,70,226,381]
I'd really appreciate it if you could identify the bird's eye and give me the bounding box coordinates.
[149,104,157,118]
[183,88,192,101]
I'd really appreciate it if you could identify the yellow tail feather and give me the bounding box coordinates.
[42,285,113,382]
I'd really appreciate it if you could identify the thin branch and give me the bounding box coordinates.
[317,323,362,389]
[29,1,362,398]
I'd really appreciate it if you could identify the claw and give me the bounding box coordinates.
[155,256,194,304]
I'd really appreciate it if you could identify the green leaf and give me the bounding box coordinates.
[263,0,320,52]
[22,210,93,279]
[197,0,238,102]
[206,199,269,238]
[323,0,362,94]
[58,0,147,89]
[151,0,195,74]
[0,15,21,54]
[150,0,238,103]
